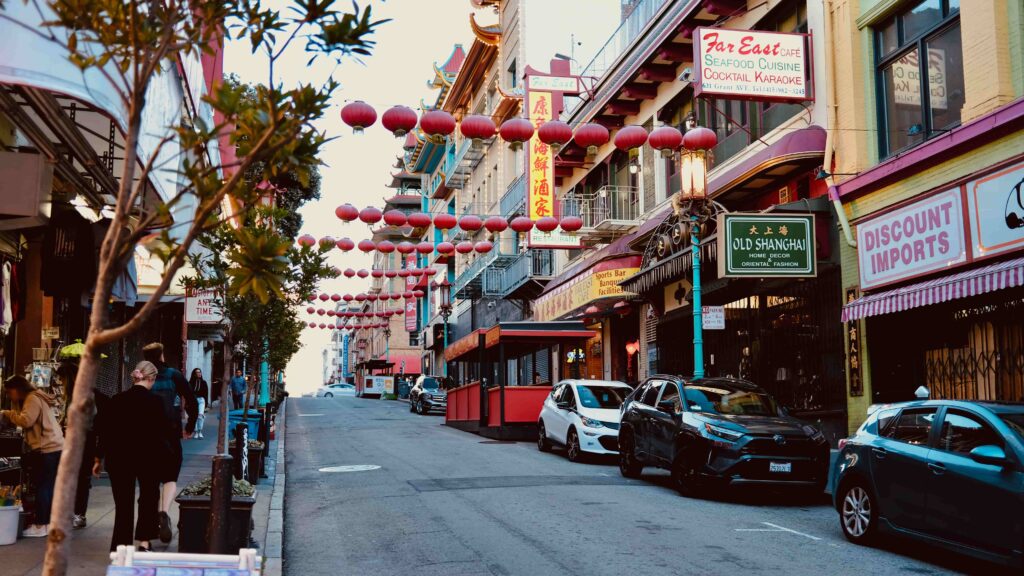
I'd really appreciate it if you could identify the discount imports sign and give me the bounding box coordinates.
[694,27,813,102]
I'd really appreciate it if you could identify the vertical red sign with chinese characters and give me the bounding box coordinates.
[405,254,417,332]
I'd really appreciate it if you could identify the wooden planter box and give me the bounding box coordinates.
[175,492,256,554]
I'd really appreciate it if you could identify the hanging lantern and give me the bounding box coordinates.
[403,291,414,299]
[455,241,474,254]
[458,215,483,231]
[474,241,493,254]
[407,212,432,228]
[397,241,415,254]
[335,203,359,222]
[297,234,316,248]
[308,322,316,328]
[358,206,383,224]
[535,216,558,232]
[420,110,456,143]
[327,310,336,317]
[343,268,356,278]
[307,295,317,302]
[614,125,648,151]
[574,123,610,155]
[559,216,583,233]
[358,269,371,279]
[484,216,508,232]
[510,216,534,232]
[499,118,534,151]
[683,126,718,151]
[318,236,336,250]
[398,269,411,278]
[433,213,457,229]
[371,270,384,278]
[376,240,396,254]
[316,309,325,316]
[367,294,378,302]
[537,120,573,152]
[357,239,376,253]
[381,105,417,136]
[383,210,408,226]
[306,306,315,314]
[340,101,377,133]
[318,323,326,329]
[423,268,439,276]
[385,270,398,278]
[355,293,367,302]
[416,241,434,254]
[318,294,329,301]
[330,266,342,277]
[584,304,601,316]
[649,126,683,157]
[460,114,496,145]
[413,290,425,298]
[613,300,631,316]
[436,241,455,255]
[680,127,717,202]
[330,294,341,302]
[343,294,353,302]
[336,237,355,252]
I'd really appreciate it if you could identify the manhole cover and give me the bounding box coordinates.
[319,464,381,473]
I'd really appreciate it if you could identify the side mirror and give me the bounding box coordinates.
[969,445,1008,466]
[657,400,677,414]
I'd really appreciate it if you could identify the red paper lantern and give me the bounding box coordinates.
[316,309,325,316]
[381,105,417,137]
[484,216,508,232]
[336,237,355,252]
[367,294,378,302]
[584,304,601,316]
[308,322,316,328]
[574,123,610,155]
[416,241,434,254]
[335,204,359,222]
[376,240,396,254]
[327,310,336,317]
[397,241,415,254]
[420,110,456,143]
[423,268,438,276]
[398,269,411,278]
[341,101,376,133]
[407,212,432,228]
[343,268,356,278]
[460,114,496,144]
[357,239,376,253]
[614,125,648,151]
[458,215,483,231]
[318,294,329,301]
[433,213,457,229]
[385,270,398,278]
[649,126,683,157]
[330,294,341,302]
[403,291,414,299]
[307,295,316,302]
[560,216,583,232]
[538,120,573,151]
[535,216,558,232]
[297,234,316,247]
[318,236,336,250]
[474,241,493,254]
[500,117,534,149]
[343,294,353,302]
[357,269,369,278]
[683,126,718,151]
[359,206,383,224]
[330,266,342,277]
[510,216,534,232]
[372,270,384,278]
[383,210,408,226]
[355,293,367,302]
[455,241,474,254]
[318,323,326,329]
[306,307,315,314]
[436,241,455,255]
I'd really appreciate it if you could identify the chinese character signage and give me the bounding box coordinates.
[185,288,222,324]
[845,287,863,397]
[717,213,816,278]
[525,76,581,248]
[694,27,812,102]
[405,254,417,332]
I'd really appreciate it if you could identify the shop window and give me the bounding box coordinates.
[700,98,750,167]
[875,1,963,158]
[409,332,419,346]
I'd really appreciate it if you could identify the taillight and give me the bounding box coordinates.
[837,438,848,450]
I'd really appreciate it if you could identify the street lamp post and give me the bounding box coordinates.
[438,276,452,378]
[676,126,717,379]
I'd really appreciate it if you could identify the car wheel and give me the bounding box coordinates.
[324,392,333,398]
[409,397,417,412]
[618,429,643,478]
[537,421,552,452]
[839,482,877,544]
[566,428,584,463]
[672,448,702,497]
[418,400,427,415]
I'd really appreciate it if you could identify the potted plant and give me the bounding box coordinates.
[175,476,256,553]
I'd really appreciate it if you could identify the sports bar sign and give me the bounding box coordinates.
[717,213,816,277]
[694,27,812,102]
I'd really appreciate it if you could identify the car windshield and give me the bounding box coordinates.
[1000,414,1024,440]
[683,384,779,416]
[576,386,629,409]
[421,378,440,390]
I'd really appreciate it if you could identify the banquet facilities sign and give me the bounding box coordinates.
[694,27,813,102]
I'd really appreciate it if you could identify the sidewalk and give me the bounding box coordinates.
[5,404,283,576]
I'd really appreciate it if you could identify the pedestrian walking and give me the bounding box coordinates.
[73,390,108,529]
[141,342,197,544]
[94,361,172,551]
[230,369,247,410]
[0,375,64,538]
[189,368,210,439]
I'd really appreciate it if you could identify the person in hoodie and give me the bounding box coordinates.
[1,375,64,538]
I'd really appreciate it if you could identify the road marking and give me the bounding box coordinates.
[298,414,324,417]
[735,522,821,541]
[319,464,381,473]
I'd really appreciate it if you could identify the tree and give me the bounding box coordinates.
[0,1,386,572]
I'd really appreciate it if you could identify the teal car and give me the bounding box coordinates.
[833,400,1024,568]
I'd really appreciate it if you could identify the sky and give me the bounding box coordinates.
[224,0,621,396]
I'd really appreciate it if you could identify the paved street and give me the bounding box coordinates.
[283,396,999,576]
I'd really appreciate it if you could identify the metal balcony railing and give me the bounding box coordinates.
[496,250,554,296]
[499,173,526,218]
[562,185,641,232]
[452,237,518,299]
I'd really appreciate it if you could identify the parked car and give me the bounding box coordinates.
[316,383,355,398]
[538,380,632,462]
[409,375,448,415]
[833,399,1024,568]
[618,376,830,496]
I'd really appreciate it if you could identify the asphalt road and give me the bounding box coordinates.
[283,396,1002,576]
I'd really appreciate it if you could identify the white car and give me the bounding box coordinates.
[316,383,355,398]
[537,380,632,462]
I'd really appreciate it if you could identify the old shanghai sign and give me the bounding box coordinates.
[717,213,816,278]
[694,27,813,102]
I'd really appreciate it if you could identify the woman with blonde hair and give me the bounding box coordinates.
[94,360,173,552]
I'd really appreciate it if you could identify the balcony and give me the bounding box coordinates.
[562,185,641,243]
[499,173,526,218]
[444,137,492,190]
[492,249,554,300]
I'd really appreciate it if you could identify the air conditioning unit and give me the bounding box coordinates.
[0,151,53,230]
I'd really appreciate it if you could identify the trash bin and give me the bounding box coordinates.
[0,505,19,545]
[228,409,261,439]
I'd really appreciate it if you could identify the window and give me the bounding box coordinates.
[886,407,937,445]
[562,385,577,408]
[507,58,517,89]
[875,1,963,157]
[874,407,901,436]
[640,381,663,406]
[938,410,1001,455]
[657,382,682,413]
[408,332,419,346]
[578,385,629,409]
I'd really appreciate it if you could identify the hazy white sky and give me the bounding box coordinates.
[225,0,620,395]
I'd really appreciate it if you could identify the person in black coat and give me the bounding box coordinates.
[188,368,210,439]
[93,361,173,552]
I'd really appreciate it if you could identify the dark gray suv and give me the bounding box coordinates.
[409,375,448,415]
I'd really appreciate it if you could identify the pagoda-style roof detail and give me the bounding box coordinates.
[469,0,502,9]
[384,193,422,206]
[386,171,419,189]
[469,13,501,46]
[429,44,466,89]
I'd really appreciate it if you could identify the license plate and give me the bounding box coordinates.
[769,462,792,473]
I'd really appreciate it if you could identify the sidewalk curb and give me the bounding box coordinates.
[264,398,286,576]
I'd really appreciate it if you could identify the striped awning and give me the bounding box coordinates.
[842,256,1024,323]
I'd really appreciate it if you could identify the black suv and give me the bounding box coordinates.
[409,375,449,415]
[618,376,830,496]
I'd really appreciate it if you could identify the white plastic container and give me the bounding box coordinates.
[0,505,20,545]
